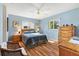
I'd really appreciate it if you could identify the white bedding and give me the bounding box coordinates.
[30,33,43,35]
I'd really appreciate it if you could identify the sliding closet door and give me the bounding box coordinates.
[3,5,7,42]
[0,4,7,43]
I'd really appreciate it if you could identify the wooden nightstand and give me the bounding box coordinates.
[12,35,21,43]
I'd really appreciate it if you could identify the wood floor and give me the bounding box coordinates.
[19,41,59,56]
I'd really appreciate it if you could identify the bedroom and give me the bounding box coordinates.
[0,3,79,56]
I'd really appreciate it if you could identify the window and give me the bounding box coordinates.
[48,20,59,29]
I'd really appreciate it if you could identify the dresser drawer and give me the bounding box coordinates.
[59,37,70,41]
[60,27,72,31]
[12,36,20,39]
[60,34,72,37]
[59,45,79,56]
[60,30,72,33]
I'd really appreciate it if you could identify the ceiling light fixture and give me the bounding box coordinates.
[32,3,45,15]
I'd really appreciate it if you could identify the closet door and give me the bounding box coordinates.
[0,4,3,43]
[3,5,7,42]
[0,4,7,43]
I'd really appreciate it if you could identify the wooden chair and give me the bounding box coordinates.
[0,41,27,56]
[7,41,20,49]
[0,48,24,56]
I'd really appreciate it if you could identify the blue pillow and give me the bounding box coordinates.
[24,31,32,34]
[24,31,35,34]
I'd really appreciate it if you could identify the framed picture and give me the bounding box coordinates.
[48,20,59,29]
[12,20,19,28]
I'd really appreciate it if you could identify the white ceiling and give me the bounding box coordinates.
[5,3,79,19]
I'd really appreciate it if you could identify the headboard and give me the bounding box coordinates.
[21,28,35,34]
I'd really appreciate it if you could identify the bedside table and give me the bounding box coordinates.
[12,35,21,43]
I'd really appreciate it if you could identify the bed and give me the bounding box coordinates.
[22,32,48,48]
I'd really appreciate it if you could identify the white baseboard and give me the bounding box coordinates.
[48,40,58,43]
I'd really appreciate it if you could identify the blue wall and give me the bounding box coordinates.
[40,8,79,40]
[8,14,40,37]
[8,8,79,41]
[40,17,58,40]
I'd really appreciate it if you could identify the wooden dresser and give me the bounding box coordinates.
[59,25,76,43]
[59,42,79,56]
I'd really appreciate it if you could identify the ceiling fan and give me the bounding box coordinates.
[32,3,45,15]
